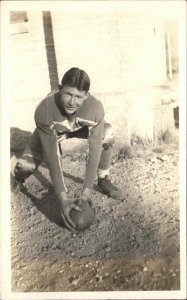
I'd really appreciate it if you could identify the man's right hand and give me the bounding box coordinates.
[57,191,82,231]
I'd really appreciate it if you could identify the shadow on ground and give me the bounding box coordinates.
[11,166,85,229]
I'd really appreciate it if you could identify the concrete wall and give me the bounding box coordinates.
[10,11,50,132]
[52,12,167,93]
[10,11,176,146]
[51,11,168,142]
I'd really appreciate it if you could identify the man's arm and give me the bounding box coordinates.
[34,120,67,195]
[35,102,80,230]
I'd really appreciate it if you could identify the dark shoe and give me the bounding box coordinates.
[98,176,124,200]
[11,174,24,195]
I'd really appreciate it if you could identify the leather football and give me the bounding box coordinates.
[70,200,95,231]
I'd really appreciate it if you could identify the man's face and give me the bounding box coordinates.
[59,86,87,115]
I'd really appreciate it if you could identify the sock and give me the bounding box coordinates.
[97,168,110,179]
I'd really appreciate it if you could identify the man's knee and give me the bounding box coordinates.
[102,122,114,150]
[14,156,37,182]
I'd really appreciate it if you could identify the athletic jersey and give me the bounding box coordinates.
[34,91,105,194]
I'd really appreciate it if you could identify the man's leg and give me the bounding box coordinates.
[63,124,124,200]
[13,128,44,185]
[97,123,124,200]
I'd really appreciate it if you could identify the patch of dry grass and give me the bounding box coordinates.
[118,144,133,159]
[116,127,179,162]
[154,128,179,150]
[130,132,153,148]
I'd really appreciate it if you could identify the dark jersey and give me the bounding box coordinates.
[34,91,105,194]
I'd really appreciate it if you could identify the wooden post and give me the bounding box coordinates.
[42,11,59,91]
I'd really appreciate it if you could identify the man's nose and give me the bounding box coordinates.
[69,96,76,105]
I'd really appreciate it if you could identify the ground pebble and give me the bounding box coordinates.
[30,207,36,214]
[157,155,170,162]
[143,267,148,272]
[106,247,111,252]
[150,158,157,163]
[72,279,79,286]
[95,275,103,282]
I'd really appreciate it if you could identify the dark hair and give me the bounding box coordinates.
[60,67,90,92]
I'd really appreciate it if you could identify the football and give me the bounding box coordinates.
[70,200,95,231]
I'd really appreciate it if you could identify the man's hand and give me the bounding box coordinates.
[57,191,82,231]
[79,187,95,211]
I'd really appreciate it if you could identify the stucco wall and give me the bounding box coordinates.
[52,12,167,93]
[10,11,174,144]
[51,11,168,142]
[10,11,50,132]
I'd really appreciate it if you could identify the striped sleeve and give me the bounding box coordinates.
[34,101,67,194]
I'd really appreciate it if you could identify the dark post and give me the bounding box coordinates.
[42,11,59,91]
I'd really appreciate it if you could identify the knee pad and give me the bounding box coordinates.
[102,137,114,150]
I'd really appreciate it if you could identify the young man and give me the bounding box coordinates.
[14,67,124,230]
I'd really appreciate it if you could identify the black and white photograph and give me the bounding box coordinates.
[0,1,186,299]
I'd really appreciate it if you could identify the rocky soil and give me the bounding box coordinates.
[10,133,180,293]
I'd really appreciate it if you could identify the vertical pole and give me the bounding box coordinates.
[42,11,59,91]
[165,30,173,80]
[167,30,173,79]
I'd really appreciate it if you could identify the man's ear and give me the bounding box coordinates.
[85,91,90,98]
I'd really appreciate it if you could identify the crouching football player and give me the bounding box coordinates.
[13,67,124,230]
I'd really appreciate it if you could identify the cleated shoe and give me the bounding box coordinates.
[98,175,124,200]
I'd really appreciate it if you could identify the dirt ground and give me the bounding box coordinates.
[10,131,180,293]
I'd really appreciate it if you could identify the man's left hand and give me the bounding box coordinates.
[78,187,96,211]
